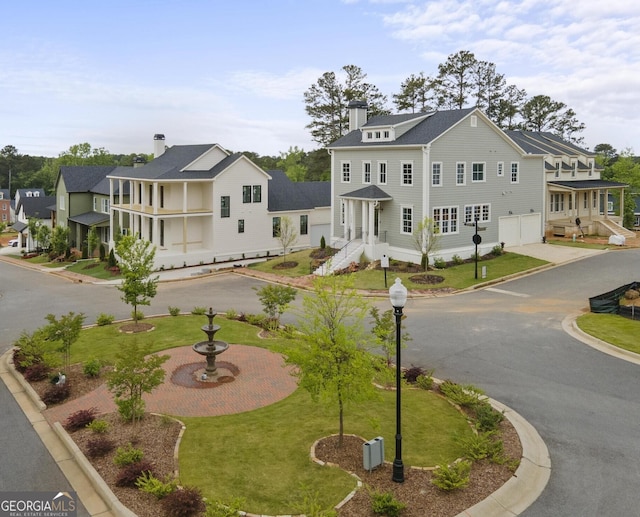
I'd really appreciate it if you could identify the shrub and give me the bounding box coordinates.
[191,306,206,315]
[474,402,504,432]
[225,308,238,320]
[491,244,504,256]
[416,373,434,390]
[86,436,116,458]
[113,443,144,467]
[168,306,181,316]
[439,380,485,408]
[99,243,106,261]
[41,383,70,405]
[115,460,154,488]
[64,407,98,432]
[456,431,504,461]
[96,313,115,326]
[24,363,51,382]
[433,257,446,269]
[135,471,177,499]
[162,486,206,517]
[107,248,117,268]
[12,329,59,371]
[320,235,326,249]
[245,313,267,327]
[86,419,110,433]
[83,359,102,378]
[452,254,464,265]
[431,459,472,491]
[370,489,406,517]
[402,365,426,384]
[130,309,145,321]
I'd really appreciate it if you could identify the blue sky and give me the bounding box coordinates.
[1,0,638,158]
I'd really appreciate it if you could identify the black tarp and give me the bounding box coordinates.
[589,282,640,316]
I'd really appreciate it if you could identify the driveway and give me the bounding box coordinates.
[2,246,640,516]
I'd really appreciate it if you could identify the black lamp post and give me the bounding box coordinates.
[389,277,408,483]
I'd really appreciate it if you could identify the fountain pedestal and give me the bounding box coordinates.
[192,308,229,380]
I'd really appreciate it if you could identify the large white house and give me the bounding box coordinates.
[324,102,628,272]
[107,135,330,270]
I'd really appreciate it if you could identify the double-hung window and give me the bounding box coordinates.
[456,163,466,185]
[242,186,252,203]
[472,162,485,182]
[510,162,519,184]
[464,204,490,224]
[378,162,387,185]
[401,161,413,186]
[363,161,371,184]
[252,185,262,203]
[341,161,351,183]
[221,196,230,218]
[433,206,458,234]
[401,206,413,234]
[497,162,504,177]
[101,198,109,213]
[432,162,442,186]
[300,214,308,235]
[272,217,281,237]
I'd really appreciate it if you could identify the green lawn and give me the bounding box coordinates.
[546,239,610,250]
[576,313,640,354]
[68,315,472,514]
[64,259,121,280]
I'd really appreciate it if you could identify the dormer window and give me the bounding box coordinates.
[383,130,390,139]
[571,159,577,177]
[588,159,594,177]
[555,161,561,178]
[363,128,393,142]
[375,131,381,139]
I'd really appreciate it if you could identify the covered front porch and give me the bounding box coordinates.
[546,179,632,239]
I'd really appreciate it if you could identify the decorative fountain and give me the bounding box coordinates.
[192,308,229,380]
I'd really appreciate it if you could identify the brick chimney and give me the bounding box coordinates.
[153,134,166,158]
[348,100,368,131]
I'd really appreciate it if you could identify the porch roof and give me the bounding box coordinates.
[68,211,110,227]
[339,185,392,201]
[548,180,628,191]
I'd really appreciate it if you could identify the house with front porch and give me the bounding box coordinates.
[325,104,546,271]
[506,130,630,241]
[108,135,330,270]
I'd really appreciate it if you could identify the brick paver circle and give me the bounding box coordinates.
[44,344,298,423]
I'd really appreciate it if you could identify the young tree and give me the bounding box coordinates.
[275,215,298,263]
[287,275,377,446]
[87,226,99,258]
[369,307,411,367]
[116,235,159,324]
[37,225,51,252]
[43,312,85,371]
[107,341,169,424]
[50,225,70,257]
[255,284,297,329]
[412,216,440,271]
[27,217,41,251]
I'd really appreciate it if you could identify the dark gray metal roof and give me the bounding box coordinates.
[0,189,9,200]
[68,211,110,226]
[267,170,330,212]
[506,130,592,156]
[328,108,476,148]
[59,166,119,192]
[548,180,628,190]
[18,196,55,219]
[340,185,392,200]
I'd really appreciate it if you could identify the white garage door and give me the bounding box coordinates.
[499,213,541,246]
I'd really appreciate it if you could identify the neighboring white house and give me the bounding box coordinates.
[107,135,330,270]
[324,103,629,273]
[13,193,55,250]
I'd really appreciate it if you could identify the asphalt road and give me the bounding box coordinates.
[1,249,640,516]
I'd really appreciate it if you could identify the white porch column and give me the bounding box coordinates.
[153,183,158,215]
[183,182,188,213]
[620,188,625,219]
[152,217,158,247]
[348,199,355,240]
[361,200,367,243]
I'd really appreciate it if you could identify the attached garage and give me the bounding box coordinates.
[499,213,541,246]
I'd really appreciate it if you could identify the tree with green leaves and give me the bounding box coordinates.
[50,225,70,258]
[254,284,297,329]
[493,84,528,130]
[287,275,377,446]
[116,235,159,325]
[27,217,41,251]
[87,226,99,258]
[607,150,640,228]
[370,306,411,367]
[304,65,388,146]
[43,311,85,371]
[473,60,506,121]
[275,215,298,263]
[37,225,51,252]
[277,146,307,182]
[393,72,435,113]
[519,94,586,141]
[434,50,478,109]
[412,216,440,271]
[594,143,618,169]
[107,341,169,424]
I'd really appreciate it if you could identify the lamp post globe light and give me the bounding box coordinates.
[389,277,408,483]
